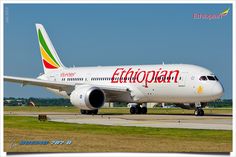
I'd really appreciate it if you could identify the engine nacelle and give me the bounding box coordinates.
[70,85,105,110]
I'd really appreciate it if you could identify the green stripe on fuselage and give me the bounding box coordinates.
[38,29,60,67]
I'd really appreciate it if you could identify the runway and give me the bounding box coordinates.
[5,112,232,130]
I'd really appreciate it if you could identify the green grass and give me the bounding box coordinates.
[4,115,232,152]
[4,115,229,138]
[4,106,232,115]
[4,106,79,113]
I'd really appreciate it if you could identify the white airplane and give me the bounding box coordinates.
[4,24,224,116]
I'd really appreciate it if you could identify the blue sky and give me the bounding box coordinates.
[4,4,232,99]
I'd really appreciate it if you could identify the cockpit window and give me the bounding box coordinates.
[199,75,219,81]
[207,76,216,81]
[199,76,207,81]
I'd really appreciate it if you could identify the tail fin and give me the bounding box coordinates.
[36,24,65,74]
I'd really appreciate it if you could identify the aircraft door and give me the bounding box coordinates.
[84,73,91,83]
[178,72,188,87]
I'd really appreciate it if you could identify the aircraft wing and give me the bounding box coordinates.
[4,76,132,102]
[4,76,75,91]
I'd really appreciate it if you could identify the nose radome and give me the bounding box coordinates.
[212,83,224,98]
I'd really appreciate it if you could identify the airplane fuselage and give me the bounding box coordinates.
[39,64,223,104]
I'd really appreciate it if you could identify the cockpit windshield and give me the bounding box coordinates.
[207,76,215,80]
[199,76,207,81]
[199,75,218,81]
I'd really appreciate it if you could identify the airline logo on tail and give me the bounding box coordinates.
[38,29,61,69]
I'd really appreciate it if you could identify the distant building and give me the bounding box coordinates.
[102,102,114,108]
[4,98,27,106]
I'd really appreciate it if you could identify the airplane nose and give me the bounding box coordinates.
[212,83,224,98]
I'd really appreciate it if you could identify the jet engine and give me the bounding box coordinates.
[70,85,105,110]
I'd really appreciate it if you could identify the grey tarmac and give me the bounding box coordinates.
[5,112,232,130]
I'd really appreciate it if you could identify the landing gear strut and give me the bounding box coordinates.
[194,108,204,116]
[80,109,98,115]
[130,104,147,114]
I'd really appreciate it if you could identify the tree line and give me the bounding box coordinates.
[4,97,232,108]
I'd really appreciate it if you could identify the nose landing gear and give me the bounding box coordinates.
[194,107,204,116]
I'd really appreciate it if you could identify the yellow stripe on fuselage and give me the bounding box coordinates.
[40,46,59,68]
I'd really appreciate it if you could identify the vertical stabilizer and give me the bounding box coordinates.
[36,24,65,74]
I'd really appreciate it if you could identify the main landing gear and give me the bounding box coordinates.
[194,107,204,116]
[80,109,98,115]
[130,104,147,114]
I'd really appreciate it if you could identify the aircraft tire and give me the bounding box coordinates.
[81,109,98,115]
[130,106,136,114]
[194,109,199,116]
[141,107,147,114]
[92,109,98,115]
[199,109,204,116]
[194,108,204,116]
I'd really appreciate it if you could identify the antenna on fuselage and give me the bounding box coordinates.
[162,61,165,65]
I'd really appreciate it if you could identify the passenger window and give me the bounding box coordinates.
[207,76,215,81]
[199,76,207,81]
